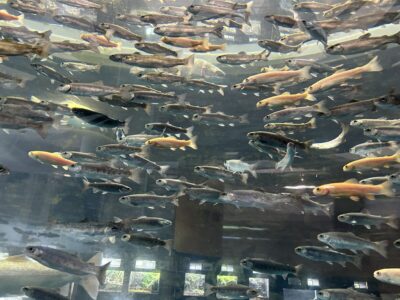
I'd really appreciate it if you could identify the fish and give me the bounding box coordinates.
[224,159,258,178]
[343,151,400,171]
[275,142,296,171]
[264,118,317,132]
[0,39,49,58]
[140,13,190,25]
[280,32,312,46]
[0,104,53,122]
[184,79,227,95]
[313,178,394,201]
[338,210,398,229]
[317,231,388,257]
[240,258,301,279]
[22,286,68,300]
[159,102,212,118]
[298,194,332,216]
[0,25,51,42]
[294,245,362,268]
[0,255,98,299]
[60,62,100,73]
[374,269,400,286]
[25,246,110,288]
[130,90,183,103]
[285,58,340,73]
[323,0,378,19]
[154,24,224,38]
[109,52,195,68]
[98,23,142,41]
[112,216,172,231]
[50,40,98,53]
[53,15,104,33]
[56,0,106,12]
[119,154,169,175]
[264,101,330,122]
[207,0,254,10]
[0,9,24,23]
[160,36,206,48]
[190,41,226,52]
[327,98,377,117]
[57,82,121,97]
[294,2,333,12]
[145,122,193,138]
[0,112,52,138]
[364,127,400,141]
[137,71,186,84]
[116,13,148,26]
[394,239,400,248]
[299,20,328,47]
[193,112,248,127]
[256,91,315,108]
[71,108,128,130]
[116,129,160,146]
[134,42,177,56]
[120,233,173,253]
[350,141,399,157]
[98,94,150,112]
[31,63,72,84]
[96,144,143,157]
[306,56,382,94]
[316,288,378,300]
[258,39,302,53]
[28,151,76,169]
[243,66,311,86]
[8,1,50,15]
[360,175,393,184]
[350,118,400,128]
[0,164,10,175]
[264,15,298,28]
[68,162,142,183]
[247,131,311,150]
[185,186,222,204]
[145,136,197,151]
[194,165,248,184]
[0,96,52,112]
[83,178,132,194]
[327,32,400,55]
[217,50,270,66]
[188,4,250,24]
[0,71,26,89]
[119,193,179,208]
[310,122,349,150]
[160,5,188,16]
[156,178,202,191]
[59,151,105,163]
[204,284,259,298]
[80,34,120,48]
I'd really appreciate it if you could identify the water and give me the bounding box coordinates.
[0,0,400,299]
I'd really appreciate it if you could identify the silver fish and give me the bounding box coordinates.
[119,193,179,208]
[154,24,224,38]
[338,210,398,229]
[295,246,362,268]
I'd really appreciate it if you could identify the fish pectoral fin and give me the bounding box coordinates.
[180,146,186,151]
[366,194,375,200]
[350,196,360,201]
[337,261,346,268]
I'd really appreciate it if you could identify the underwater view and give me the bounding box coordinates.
[0,0,399,299]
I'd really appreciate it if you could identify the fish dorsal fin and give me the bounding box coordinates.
[80,218,89,223]
[238,51,246,54]
[280,65,289,71]
[57,283,71,297]
[345,178,358,184]
[87,252,103,266]
[361,209,370,214]
[113,217,123,223]
[178,176,187,181]
[92,80,104,85]
[281,92,290,95]
[359,33,371,39]
[137,216,146,219]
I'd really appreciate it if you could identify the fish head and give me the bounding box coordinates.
[337,214,349,223]
[187,4,199,13]
[263,114,274,122]
[96,146,105,152]
[119,195,131,205]
[53,15,68,23]
[246,132,258,140]
[21,287,35,297]
[342,164,354,172]
[192,114,202,122]
[316,290,330,299]
[121,234,131,241]
[116,14,125,20]
[363,128,377,137]
[57,84,71,93]
[193,166,204,174]
[374,269,394,283]
[317,233,329,243]
[349,120,362,127]
[134,42,145,50]
[120,186,132,193]
[294,246,307,255]
[216,55,227,63]
[313,186,329,196]
[25,245,44,258]
[326,44,344,54]
[153,26,162,35]
[60,151,72,159]
[109,54,126,62]
[30,63,42,71]
[28,151,40,160]
[159,105,167,112]
[160,219,172,226]
[156,179,166,186]
[246,289,259,298]
[98,23,110,30]
[389,173,400,182]
[136,71,146,78]
[68,163,82,172]
[239,258,253,269]
[0,165,9,175]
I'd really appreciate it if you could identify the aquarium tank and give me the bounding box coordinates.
[0,0,399,299]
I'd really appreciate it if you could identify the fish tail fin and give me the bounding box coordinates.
[18,13,24,24]
[129,168,143,184]
[186,126,194,139]
[241,172,249,184]
[164,239,174,255]
[36,41,51,58]
[364,56,383,72]
[98,262,111,285]
[394,149,400,162]
[159,165,170,175]
[123,116,133,135]
[249,168,258,178]
[305,92,316,101]
[352,255,362,269]
[82,178,90,191]
[204,283,214,297]
[308,117,317,129]
[189,135,198,150]
[101,5,108,13]
[219,43,226,51]
[244,11,251,25]
[299,66,312,81]
[79,275,99,300]
[213,26,224,39]
[387,215,398,229]
[314,100,330,116]
[172,196,179,206]
[393,31,400,44]
[246,1,254,13]
[185,54,195,68]
[380,180,394,197]
[205,105,213,113]
[240,113,249,124]
[43,30,52,40]
[144,103,153,116]
[375,240,389,258]
[321,202,333,216]
[260,49,270,60]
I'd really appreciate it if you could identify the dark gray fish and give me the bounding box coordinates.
[116,129,159,146]
[71,108,126,129]
[328,99,377,117]
[350,141,399,157]
[134,42,177,56]
[53,15,104,33]
[98,23,142,41]
[140,13,189,25]
[131,90,181,103]
[121,233,173,253]
[338,211,398,229]
[205,284,259,298]
[145,122,193,137]
[194,165,248,184]
[159,102,212,118]
[0,112,52,138]
[156,178,201,191]
[31,63,72,84]
[217,50,270,65]
[119,193,179,208]
[154,24,224,38]
[137,71,186,85]
[83,179,132,194]
[187,4,250,24]
[57,82,120,97]
[98,94,150,111]
[247,131,311,149]
[323,0,377,19]
[96,144,143,156]
[57,0,105,11]
[119,154,169,175]
[50,41,98,53]
[300,20,327,47]
[294,1,332,12]
[207,0,253,10]
[264,101,330,121]
[240,258,301,278]
[364,126,400,141]
[0,71,26,89]
[0,25,51,42]
[22,286,68,300]
[109,52,194,68]
[258,39,301,53]
[116,14,148,26]
[264,15,298,28]
[113,216,172,231]
[8,1,49,15]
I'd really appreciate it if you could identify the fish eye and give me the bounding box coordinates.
[390,174,397,179]
[221,192,227,196]
[96,146,102,151]
[194,166,201,171]
[26,246,35,253]
[156,179,163,184]
[395,240,400,246]
[365,128,372,132]
[318,291,323,296]
[338,215,345,220]
[376,271,381,276]
[137,72,144,77]
[295,247,301,252]
[318,234,325,239]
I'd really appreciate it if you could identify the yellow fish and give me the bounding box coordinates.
[145,136,197,151]
[344,151,400,172]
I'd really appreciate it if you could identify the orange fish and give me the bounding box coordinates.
[0,10,23,23]
[313,179,393,201]
[80,34,120,48]
[161,37,206,48]
[28,151,76,169]
[190,41,226,52]
[344,151,400,172]
[145,136,197,151]
[256,91,316,108]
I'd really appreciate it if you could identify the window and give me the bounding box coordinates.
[135,260,156,270]
[221,264,234,272]
[250,277,269,298]
[102,270,124,292]
[184,273,205,296]
[354,281,368,289]
[217,275,237,286]
[102,258,121,268]
[307,278,320,287]
[189,262,202,271]
[129,272,160,294]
